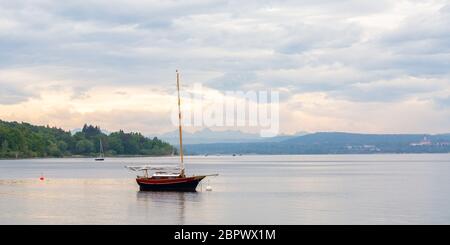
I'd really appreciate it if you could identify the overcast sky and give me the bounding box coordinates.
[0,0,449,135]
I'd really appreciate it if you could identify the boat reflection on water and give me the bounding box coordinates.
[136,191,202,224]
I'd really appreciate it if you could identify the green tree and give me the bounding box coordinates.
[76,139,94,154]
[48,142,62,157]
[57,141,68,154]
[1,140,8,155]
[0,120,174,158]
[108,135,124,154]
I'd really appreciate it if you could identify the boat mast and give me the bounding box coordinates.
[176,70,185,177]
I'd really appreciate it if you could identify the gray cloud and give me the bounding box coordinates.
[0,86,32,104]
[375,3,450,75]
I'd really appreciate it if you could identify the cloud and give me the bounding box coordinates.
[0,69,41,104]
[434,96,450,109]
[332,76,450,102]
[0,0,449,134]
[0,86,32,104]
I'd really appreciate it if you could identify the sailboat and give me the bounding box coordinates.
[126,70,217,191]
[95,139,105,161]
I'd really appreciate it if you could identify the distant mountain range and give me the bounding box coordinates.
[183,132,450,155]
[155,128,308,145]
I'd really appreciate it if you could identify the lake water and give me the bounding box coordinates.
[1,154,450,224]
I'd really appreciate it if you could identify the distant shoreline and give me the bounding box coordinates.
[1,152,450,160]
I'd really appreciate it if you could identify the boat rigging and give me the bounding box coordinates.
[126,70,218,191]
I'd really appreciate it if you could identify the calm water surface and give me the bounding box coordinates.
[1,154,450,224]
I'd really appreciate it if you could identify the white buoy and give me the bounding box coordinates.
[206,185,212,191]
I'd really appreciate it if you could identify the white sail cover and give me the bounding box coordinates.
[125,165,182,172]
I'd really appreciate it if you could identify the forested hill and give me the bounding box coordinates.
[0,120,174,158]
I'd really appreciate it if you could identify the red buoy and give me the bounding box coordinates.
[40,173,45,181]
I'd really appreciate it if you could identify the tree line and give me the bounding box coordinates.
[0,120,175,158]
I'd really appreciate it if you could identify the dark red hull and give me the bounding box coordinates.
[136,176,206,192]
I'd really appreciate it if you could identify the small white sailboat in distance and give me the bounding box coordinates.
[95,139,105,161]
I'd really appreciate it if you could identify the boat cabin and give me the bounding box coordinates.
[126,165,183,179]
